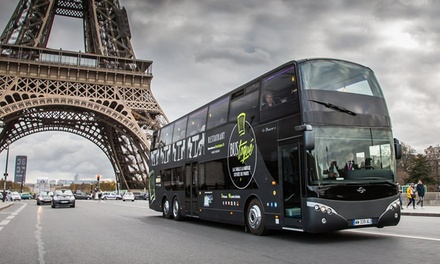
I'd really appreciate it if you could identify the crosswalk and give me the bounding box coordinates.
[0,203,27,232]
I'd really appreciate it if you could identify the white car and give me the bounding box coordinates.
[122,192,135,202]
[7,191,21,201]
[101,192,117,200]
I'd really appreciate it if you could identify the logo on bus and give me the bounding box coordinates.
[227,113,257,190]
[357,187,366,194]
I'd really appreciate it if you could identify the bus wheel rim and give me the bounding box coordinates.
[173,199,179,217]
[164,200,170,214]
[248,205,262,229]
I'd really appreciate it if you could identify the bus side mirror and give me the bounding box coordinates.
[394,138,402,159]
[394,138,402,160]
[295,124,315,150]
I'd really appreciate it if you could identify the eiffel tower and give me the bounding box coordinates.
[0,0,167,189]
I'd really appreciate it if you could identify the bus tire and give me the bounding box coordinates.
[172,197,183,221]
[246,198,266,236]
[162,198,172,219]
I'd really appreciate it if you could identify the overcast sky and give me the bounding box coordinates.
[1,0,439,184]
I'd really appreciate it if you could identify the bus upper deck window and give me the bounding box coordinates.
[187,107,208,136]
[261,66,297,110]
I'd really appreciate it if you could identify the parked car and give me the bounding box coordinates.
[20,193,32,200]
[132,191,146,200]
[101,192,117,200]
[7,191,21,201]
[37,191,52,205]
[51,189,75,208]
[74,191,91,200]
[122,192,135,202]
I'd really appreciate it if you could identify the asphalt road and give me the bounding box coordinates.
[0,200,439,264]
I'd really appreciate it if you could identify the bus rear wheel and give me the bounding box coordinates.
[246,198,266,236]
[162,198,172,219]
[172,197,183,221]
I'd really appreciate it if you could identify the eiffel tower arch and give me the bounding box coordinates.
[0,0,167,189]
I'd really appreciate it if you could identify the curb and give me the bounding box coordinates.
[0,203,14,211]
[401,212,440,217]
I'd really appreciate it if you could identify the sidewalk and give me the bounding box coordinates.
[401,205,440,217]
[0,201,14,211]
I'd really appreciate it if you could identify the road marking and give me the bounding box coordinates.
[0,203,27,232]
[346,229,440,242]
[35,205,46,264]
[0,220,10,225]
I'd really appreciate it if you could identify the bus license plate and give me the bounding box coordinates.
[353,218,372,226]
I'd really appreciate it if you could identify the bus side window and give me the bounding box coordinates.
[260,66,299,122]
[159,124,174,146]
[205,160,226,190]
[207,97,229,130]
[187,107,208,135]
[228,91,259,124]
[172,167,184,191]
[172,117,188,142]
[162,170,171,191]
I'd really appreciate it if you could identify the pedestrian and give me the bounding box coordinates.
[416,180,425,209]
[406,183,416,209]
[397,183,403,210]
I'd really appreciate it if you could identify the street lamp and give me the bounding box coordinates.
[2,145,9,202]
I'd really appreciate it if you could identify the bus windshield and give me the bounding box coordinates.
[300,60,384,98]
[309,126,396,184]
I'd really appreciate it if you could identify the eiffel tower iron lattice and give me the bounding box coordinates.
[0,0,168,190]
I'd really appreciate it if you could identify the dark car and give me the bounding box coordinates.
[51,189,75,208]
[74,191,91,200]
[37,191,52,205]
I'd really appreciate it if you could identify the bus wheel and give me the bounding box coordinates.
[162,198,172,219]
[172,197,183,221]
[246,198,266,236]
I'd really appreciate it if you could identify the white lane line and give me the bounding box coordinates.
[0,203,27,232]
[346,229,440,242]
[0,220,10,225]
[35,206,46,264]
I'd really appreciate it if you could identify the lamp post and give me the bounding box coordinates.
[2,145,9,202]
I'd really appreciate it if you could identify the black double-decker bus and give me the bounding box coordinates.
[149,58,402,234]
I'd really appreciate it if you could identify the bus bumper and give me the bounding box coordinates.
[304,199,401,233]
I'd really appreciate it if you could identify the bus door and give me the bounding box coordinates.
[281,141,303,227]
[185,162,199,217]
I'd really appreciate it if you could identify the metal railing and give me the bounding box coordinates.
[0,44,152,75]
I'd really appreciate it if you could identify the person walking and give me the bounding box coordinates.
[397,183,403,210]
[406,183,416,209]
[416,180,425,209]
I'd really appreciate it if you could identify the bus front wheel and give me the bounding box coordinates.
[246,198,266,236]
[172,197,183,221]
[163,198,172,219]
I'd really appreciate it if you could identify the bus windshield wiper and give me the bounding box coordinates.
[309,99,357,116]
